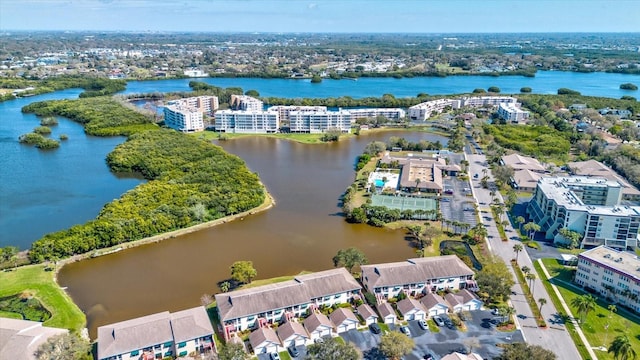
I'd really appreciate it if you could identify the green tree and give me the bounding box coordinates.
[1,246,19,267]
[230,261,258,284]
[516,216,525,232]
[217,342,249,360]
[526,272,537,296]
[475,257,515,302]
[570,294,597,323]
[306,337,360,360]
[523,222,541,240]
[311,74,322,83]
[333,247,368,273]
[538,298,547,313]
[488,86,501,93]
[244,89,260,97]
[608,335,637,360]
[520,87,533,93]
[496,342,556,360]
[513,244,523,263]
[379,331,415,360]
[521,266,531,275]
[34,333,90,360]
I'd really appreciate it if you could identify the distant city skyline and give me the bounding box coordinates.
[1,0,639,33]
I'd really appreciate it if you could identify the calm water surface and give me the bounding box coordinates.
[59,132,445,338]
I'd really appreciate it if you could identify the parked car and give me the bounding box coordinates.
[369,323,382,334]
[433,315,445,327]
[288,346,299,358]
[314,337,324,344]
[445,319,455,329]
[399,326,411,337]
[418,319,428,330]
[491,308,500,316]
[270,352,281,360]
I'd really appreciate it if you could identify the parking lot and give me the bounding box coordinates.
[341,310,523,360]
[441,176,477,228]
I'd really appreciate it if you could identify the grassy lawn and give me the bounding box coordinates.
[426,319,440,333]
[0,265,85,333]
[194,131,353,144]
[536,259,640,360]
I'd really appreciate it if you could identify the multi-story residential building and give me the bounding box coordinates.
[163,104,205,133]
[214,268,362,340]
[174,95,219,115]
[574,245,640,313]
[214,110,279,133]
[526,176,640,249]
[408,99,461,121]
[460,96,517,107]
[360,256,476,302]
[230,94,264,111]
[97,306,215,360]
[289,109,352,133]
[497,102,530,123]
[348,108,406,121]
[268,105,327,125]
[162,96,218,132]
[567,160,640,202]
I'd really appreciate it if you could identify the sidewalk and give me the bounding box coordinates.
[537,259,598,359]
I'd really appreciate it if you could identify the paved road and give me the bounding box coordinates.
[467,154,582,360]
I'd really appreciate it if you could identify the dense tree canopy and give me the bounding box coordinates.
[379,331,415,360]
[25,98,265,262]
[475,257,515,303]
[496,342,556,360]
[230,261,258,284]
[332,247,368,273]
[306,337,360,360]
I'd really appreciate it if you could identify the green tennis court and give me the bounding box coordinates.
[371,194,438,212]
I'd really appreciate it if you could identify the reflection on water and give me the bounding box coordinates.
[58,131,449,338]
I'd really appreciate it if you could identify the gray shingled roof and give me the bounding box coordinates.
[376,303,396,318]
[249,327,280,348]
[396,298,426,315]
[303,313,333,333]
[0,318,68,360]
[277,321,308,342]
[361,256,474,291]
[329,308,358,328]
[170,307,214,343]
[445,290,479,308]
[356,304,377,320]
[215,268,361,322]
[97,312,173,359]
[420,293,450,310]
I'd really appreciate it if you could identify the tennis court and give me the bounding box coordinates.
[371,194,438,212]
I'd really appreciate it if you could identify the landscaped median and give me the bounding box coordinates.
[511,260,546,327]
[0,264,86,333]
[534,258,640,360]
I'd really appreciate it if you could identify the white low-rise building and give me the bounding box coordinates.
[214,110,279,133]
[164,104,205,133]
[360,256,476,302]
[409,99,461,121]
[269,105,327,124]
[348,108,406,121]
[526,176,640,249]
[575,246,640,313]
[214,268,362,340]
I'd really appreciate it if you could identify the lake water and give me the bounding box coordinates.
[122,71,640,99]
[0,71,637,337]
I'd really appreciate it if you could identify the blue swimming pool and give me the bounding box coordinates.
[375,179,384,187]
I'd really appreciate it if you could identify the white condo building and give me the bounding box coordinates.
[164,105,205,133]
[230,95,263,111]
[575,246,640,313]
[268,105,328,124]
[409,99,461,121]
[460,96,517,107]
[214,110,279,133]
[289,110,352,133]
[497,102,530,123]
[526,176,640,249]
[348,108,406,121]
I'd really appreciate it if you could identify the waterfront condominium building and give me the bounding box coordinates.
[176,96,219,115]
[268,105,328,125]
[214,109,279,133]
[574,245,640,313]
[348,108,407,122]
[408,99,461,121]
[526,176,640,250]
[497,102,530,123]
[163,104,205,133]
[289,109,352,133]
[230,94,264,111]
[460,96,517,107]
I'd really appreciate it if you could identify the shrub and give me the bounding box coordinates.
[620,83,638,90]
[472,88,486,94]
[520,87,532,93]
[557,88,581,95]
[487,86,501,93]
[364,292,377,306]
[18,133,60,149]
[33,126,52,135]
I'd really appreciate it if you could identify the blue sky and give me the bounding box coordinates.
[1,0,639,33]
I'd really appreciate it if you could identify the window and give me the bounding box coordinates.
[178,342,186,348]
[164,342,173,348]
[130,350,139,357]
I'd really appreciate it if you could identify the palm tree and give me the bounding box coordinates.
[501,306,516,324]
[521,266,531,275]
[570,294,597,323]
[513,244,523,263]
[526,272,537,295]
[608,335,637,360]
[538,298,547,313]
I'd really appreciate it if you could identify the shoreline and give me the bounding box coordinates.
[54,187,275,279]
